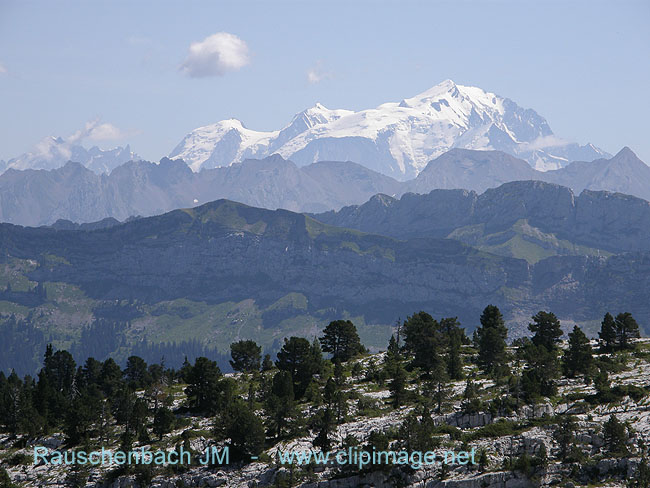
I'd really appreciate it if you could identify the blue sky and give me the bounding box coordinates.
[0,0,649,162]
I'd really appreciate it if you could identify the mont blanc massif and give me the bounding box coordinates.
[2,80,650,487]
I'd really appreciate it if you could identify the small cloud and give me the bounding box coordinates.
[180,32,250,78]
[522,135,570,151]
[306,61,332,84]
[67,120,136,144]
[0,62,7,75]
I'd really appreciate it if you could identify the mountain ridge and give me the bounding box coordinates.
[1,196,649,353]
[1,136,140,174]
[0,148,647,227]
[169,79,607,178]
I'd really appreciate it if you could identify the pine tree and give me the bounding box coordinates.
[521,343,561,402]
[227,401,266,460]
[261,354,274,371]
[429,365,451,414]
[402,311,446,373]
[387,360,408,408]
[229,340,262,373]
[529,311,563,351]
[552,415,577,461]
[184,357,222,413]
[320,320,364,362]
[461,378,482,414]
[603,414,629,455]
[614,312,641,350]
[386,334,400,363]
[153,406,175,440]
[599,312,617,352]
[476,305,509,377]
[312,407,334,451]
[276,337,322,398]
[264,371,296,438]
[440,317,467,380]
[562,325,594,378]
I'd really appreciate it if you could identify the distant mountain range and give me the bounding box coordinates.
[0,136,140,174]
[0,155,402,226]
[315,179,650,263]
[408,146,650,198]
[0,146,646,227]
[1,192,649,358]
[169,79,607,178]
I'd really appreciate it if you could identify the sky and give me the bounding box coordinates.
[0,0,649,163]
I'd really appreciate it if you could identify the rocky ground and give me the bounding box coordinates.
[2,341,649,488]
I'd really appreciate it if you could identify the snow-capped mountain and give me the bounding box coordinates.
[1,136,140,174]
[169,79,608,179]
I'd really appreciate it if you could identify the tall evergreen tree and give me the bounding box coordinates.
[603,414,629,455]
[402,311,445,373]
[475,305,509,377]
[264,371,296,438]
[599,312,617,352]
[276,337,322,398]
[229,340,262,373]
[461,378,482,414]
[227,401,266,461]
[552,415,577,461]
[387,360,407,409]
[614,312,640,350]
[440,317,465,380]
[184,357,222,414]
[529,311,563,351]
[320,320,364,362]
[521,343,561,402]
[562,326,594,378]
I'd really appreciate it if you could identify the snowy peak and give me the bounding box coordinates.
[3,136,140,174]
[169,80,608,179]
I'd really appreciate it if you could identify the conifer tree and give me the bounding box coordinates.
[229,340,262,373]
[562,325,594,378]
[387,360,408,408]
[264,371,296,438]
[276,337,322,398]
[476,305,509,377]
[599,312,617,352]
[461,377,482,414]
[227,401,266,461]
[603,414,629,455]
[402,311,446,373]
[552,415,577,461]
[320,320,364,362]
[614,312,640,350]
[529,311,563,351]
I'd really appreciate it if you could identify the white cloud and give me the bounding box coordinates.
[180,32,250,78]
[522,135,570,151]
[306,61,332,84]
[67,120,134,144]
[0,63,7,75]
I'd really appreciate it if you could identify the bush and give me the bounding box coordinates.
[465,420,523,441]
